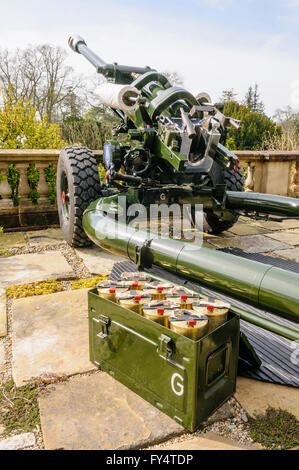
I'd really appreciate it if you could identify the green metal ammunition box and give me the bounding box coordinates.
[88,288,239,432]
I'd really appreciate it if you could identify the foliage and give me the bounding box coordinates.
[71,275,108,290]
[270,106,299,150]
[243,84,264,114]
[6,163,20,206]
[26,163,40,204]
[44,164,57,204]
[6,279,65,299]
[61,117,114,149]
[222,101,281,150]
[162,71,184,86]
[98,164,106,184]
[219,89,238,103]
[0,91,66,149]
[0,380,40,436]
[247,407,299,450]
[0,44,83,122]
[261,130,298,151]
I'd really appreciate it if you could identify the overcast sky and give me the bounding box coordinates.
[1,0,299,116]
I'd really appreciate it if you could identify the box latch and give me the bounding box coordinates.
[94,315,110,339]
[157,334,173,359]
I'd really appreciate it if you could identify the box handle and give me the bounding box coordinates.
[157,334,173,359]
[94,315,110,339]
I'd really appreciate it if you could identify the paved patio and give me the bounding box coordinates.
[0,218,298,450]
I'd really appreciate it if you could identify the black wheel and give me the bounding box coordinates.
[57,146,101,247]
[191,162,244,234]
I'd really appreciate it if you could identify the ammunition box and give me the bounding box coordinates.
[88,288,239,432]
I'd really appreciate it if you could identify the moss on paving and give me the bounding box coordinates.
[0,248,12,257]
[71,275,107,290]
[0,380,40,436]
[6,279,65,299]
[247,407,299,450]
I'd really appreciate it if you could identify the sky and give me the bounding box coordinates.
[1,0,299,116]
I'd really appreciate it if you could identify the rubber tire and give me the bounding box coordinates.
[203,163,244,234]
[57,146,101,247]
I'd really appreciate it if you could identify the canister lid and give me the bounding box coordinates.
[97,280,127,289]
[198,300,231,309]
[169,311,208,323]
[120,272,151,281]
[117,291,152,300]
[142,300,178,310]
[166,292,200,299]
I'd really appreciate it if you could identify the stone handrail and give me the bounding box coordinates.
[0,149,298,229]
[234,150,299,197]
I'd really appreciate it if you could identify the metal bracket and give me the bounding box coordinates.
[135,239,154,271]
[212,184,227,206]
[157,334,173,359]
[94,315,111,339]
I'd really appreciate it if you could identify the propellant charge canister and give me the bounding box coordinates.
[120,272,152,290]
[116,291,153,314]
[192,299,230,332]
[166,289,201,309]
[142,281,175,300]
[142,300,179,327]
[97,280,128,302]
[169,310,209,340]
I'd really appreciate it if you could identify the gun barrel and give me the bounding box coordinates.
[68,34,107,71]
[68,34,155,83]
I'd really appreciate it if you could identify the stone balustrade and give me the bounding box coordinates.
[0,149,298,229]
[234,150,299,197]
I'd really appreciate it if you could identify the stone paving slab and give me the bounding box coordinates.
[265,230,299,246]
[12,289,96,386]
[27,228,64,247]
[38,372,184,450]
[235,378,299,419]
[0,232,26,249]
[227,221,269,236]
[0,288,6,337]
[0,251,75,288]
[250,218,299,231]
[207,234,290,253]
[156,432,253,450]
[271,247,299,262]
[75,246,126,275]
[0,432,35,450]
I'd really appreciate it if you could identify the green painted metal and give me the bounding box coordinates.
[145,272,299,341]
[88,288,239,431]
[226,191,299,217]
[83,198,299,324]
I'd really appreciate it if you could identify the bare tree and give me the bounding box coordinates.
[162,71,184,86]
[219,89,238,103]
[0,44,83,122]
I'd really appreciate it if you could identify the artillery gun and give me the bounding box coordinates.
[57,35,299,324]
